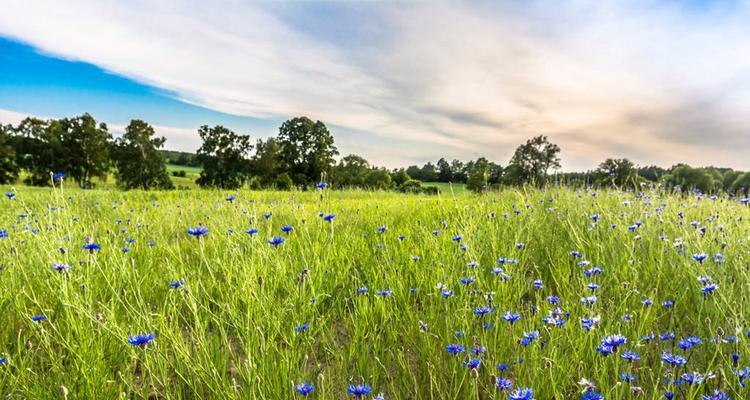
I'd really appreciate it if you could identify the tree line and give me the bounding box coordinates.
[2,113,749,194]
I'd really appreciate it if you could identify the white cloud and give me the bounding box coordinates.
[1,0,750,169]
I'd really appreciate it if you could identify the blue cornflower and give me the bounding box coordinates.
[263,213,272,219]
[580,296,597,306]
[533,280,543,289]
[661,352,687,366]
[128,333,155,347]
[246,228,258,235]
[581,316,599,331]
[357,287,368,294]
[295,323,310,333]
[620,372,636,382]
[315,182,328,189]
[662,300,674,308]
[347,383,372,397]
[187,227,208,237]
[281,225,294,234]
[601,334,627,350]
[460,277,475,285]
[474,306,496,316]
[464,358,481,369]
[31,315,47,322]
[496,377,513,390]
[83,242,101,253]
[225,196,236,202]
[620,350,640,362]
[582,390,604,400]
[502,311,521,324]
[323,214,336,222]
[375,289,393,297]
[295,381,315,396]
[51,263,71,273]
[169,280,185,288]
[268,236,285,248]
[445,343,466,355]
[0,356,6,365]
[702,390,729,400]
[693,252,708,263]
[441,290,454,298]
[378,226,387,234]
[701,283,718,296]
[509,387,534,400]
[53,172,65,182]
[452,235,463,242]
[5,192,14,199]
[546,295,561,304]
[0,229,8,239]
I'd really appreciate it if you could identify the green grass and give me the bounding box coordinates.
[422,181,467,194]
[166,164,202,176]
[0,186,747,399]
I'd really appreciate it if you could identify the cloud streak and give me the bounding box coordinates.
[1,0,749,170]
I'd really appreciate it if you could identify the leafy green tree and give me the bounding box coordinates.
[505,135,561,185]
[274,172,294,190]
[0,124,19,184]
[52,114,112,188]
[437,158,452,182]
[451,159,466,182]
[595,158,638,187]
[405,165,424,181]
[391,168,411,186]
[249,138,282,186]
[333,154,370,187]
[638,165,667,182]
[488,162,503,184]
[112,120,173,190]
[420,162,438,182]
[664,164,716,193]
[466,157,490,192]
[195,125,253,189]
[277,117,338,185]
[364,168,394,189]
[10,117,66,186]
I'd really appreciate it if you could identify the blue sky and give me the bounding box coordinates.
[1,0,749,170]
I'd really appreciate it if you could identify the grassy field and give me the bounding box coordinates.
[0,185,747,399]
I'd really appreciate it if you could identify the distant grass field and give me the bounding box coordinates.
[421,181,467,194]
[0,186,747,399]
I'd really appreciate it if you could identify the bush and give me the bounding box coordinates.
[275,173,294,190]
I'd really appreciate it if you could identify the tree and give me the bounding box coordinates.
[195,125,253,189]
[112,120,173,190]
[664,165,716,193]
[488,162,503,184]
[391,168,411,186]
[249,138,282,186]
[277,117,338,185]
[0,124,19,184]
[54,114,112,187]
[595,158,637,188]
[420,162,438,182]
[10,117,66,186]
[451,159,466,182]
[466,157,490,192]
[505,135,561,185]
[333,154,370,187]
[638,165,667,182]
[364,168,394,189]
[406,165,424,181]
[437,158,452,182]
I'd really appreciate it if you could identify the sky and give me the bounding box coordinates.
[1,0,749,171]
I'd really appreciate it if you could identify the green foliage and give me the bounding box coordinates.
[112,120,173,190]
[277,117,338,185]
[466,157,489,192]
[505,135,561,185]
[390,168,411,186]
[0,124,19,184]
[54,114,112,188]
[249,138,282,186]
[364,168,394,189]
[195,125,252,189]
[664,164,717,193]
[333,154,370,187]
[595,158,639,188]
[274,172,294,190]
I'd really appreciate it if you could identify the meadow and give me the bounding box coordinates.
[0,185,748,399]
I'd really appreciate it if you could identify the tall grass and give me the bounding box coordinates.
[0,186,747,399]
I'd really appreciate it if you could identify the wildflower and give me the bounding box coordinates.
[502,311,521,324]
[496,377,514,390]
[601,334,627,351]
[128,333,155,347]
[701,283,718,296]
[281,225,294,234]
[315,182,328,189]
[452,235,463,242]
[581,296,597,306]
[323,214,336,222]
[225,196,236,202]
[4,192,14,199]
[546,295,561,304]
[582,391,604,400]
[620,350,640,362]
[31,315,47,322]
[464,358,481,369]
[620,372,636,382]
[295,323,310,333]
[51,263,71,273]
[246,228,258,235]
[187,227,208,237]
[357,287,368,294]
[268,237,285,248]
[0,229,8,239]
[474,306,496,316]
[702,390,729,400]
[169,280,185,288]
[53,172,65,182]
[581,316,600,331]
[375,289,393,297]
[533,280,543,289]
[295,381,315,396]
[445,344,465,355]
[347,383,372,397]
[509,387,534,400]
[83,242,101,253]
[661,352,687,366]
[460,277,475,285]
[0,357,6,365]
[693,253,707,263]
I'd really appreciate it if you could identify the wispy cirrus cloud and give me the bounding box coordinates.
[1,0,749,169]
